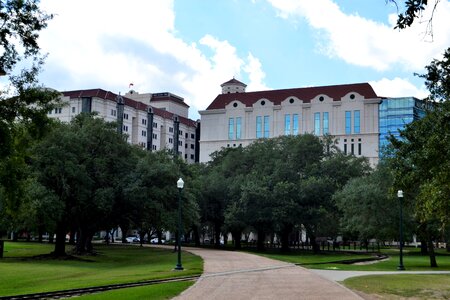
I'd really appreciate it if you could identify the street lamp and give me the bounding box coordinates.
[397,190,405,270]
[175,178,184,270]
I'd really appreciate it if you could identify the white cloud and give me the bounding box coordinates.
[370,77,429,99]
[38,0,267,118]
[267,0,450,72]
[244,53,269,91]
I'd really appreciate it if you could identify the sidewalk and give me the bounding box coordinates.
[173,247,363,300]
[311,269,450,281]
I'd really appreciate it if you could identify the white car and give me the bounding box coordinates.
[126,236,140,243]
[150,238,165,244]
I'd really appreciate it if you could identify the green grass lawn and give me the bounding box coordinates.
[344,274,450,299]
[256,247,450,271]
[76,281,195,300]
[0,242,202,297]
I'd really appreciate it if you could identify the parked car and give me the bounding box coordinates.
[125,236,140,243]
[150,238,165,244]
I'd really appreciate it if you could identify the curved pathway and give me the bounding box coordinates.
[173,247,362,300]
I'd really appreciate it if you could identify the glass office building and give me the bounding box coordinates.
[379,97,429,157]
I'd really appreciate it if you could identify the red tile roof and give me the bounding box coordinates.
[221,78,247,87]
[62,89,197,127]
[207,83,378,110]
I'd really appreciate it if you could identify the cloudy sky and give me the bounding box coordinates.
[33,0,450,119]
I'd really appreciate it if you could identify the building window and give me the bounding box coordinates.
[354,110,360,134]
[228,118,234,140]
[72,107,76,114]
[344,143,347,154]
[358,142,362,155]
[179,130,183,136]
[153,122,157,128]
[345,111,351,134]
[323,112,329,135]
[81,97,92,113]
[142,119,147,125]
[351,143,354,155]
[111,109,116,116]
[185,143,188,149]
[55,108,62,114]
[142,130,146,137]
[256,116,262,138]
[152,145,157,150]
[191,144,194,149]
[314,112,320,135]
[293,114,299,135]
[123,125,128,132]
[185,133,188,138]
[264,116,270,138]
[185,154,188,159]
[236,117,241,139]
[284,114,291,135]
[190,154,194,160]
[169,127,173,133]
[153,133,157,139]
[179,141,183,146]
[191,133,195,139]
[169,138,173,144]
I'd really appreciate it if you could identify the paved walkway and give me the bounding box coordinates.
[173,247,363,300]
[312,269,450,282]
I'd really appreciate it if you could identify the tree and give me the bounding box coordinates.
[389,47,450,266]
[1,0,60,237]
[334,163,407,243]
[388,0,440,30]
[33,114,136,255]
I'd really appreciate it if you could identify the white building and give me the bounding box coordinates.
[199,79,381,165]
[48,88,199,163]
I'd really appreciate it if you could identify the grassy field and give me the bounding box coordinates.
[77,281,195,300]
[256,247,450,271]
[344,274,450,299]
[0,242,202,297]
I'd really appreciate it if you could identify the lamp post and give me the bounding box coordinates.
[397,190,405,270]
[175,178,184,270]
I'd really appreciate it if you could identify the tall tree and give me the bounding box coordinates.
[33,114,135,255]
[1,0,59,236]
[389,47,450,266]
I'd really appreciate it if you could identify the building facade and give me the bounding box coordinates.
[48,89,199,163]
[200,79,382,165]
[378,97,430,156]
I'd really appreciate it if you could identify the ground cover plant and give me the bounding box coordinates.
[344,274,450,299]
[0,242,202,297]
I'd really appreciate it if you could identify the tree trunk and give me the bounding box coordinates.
[232,231,241,249]
[53,224,66,257]
[214,222,221,248]
[69,226,77,245]
[192,225,201,247]
[48,232,54,244]
[37,226,44,243]
[157,230,164,245]
[280,227,291,252]
[86,232,94,253]
[420,239,428,255]
[257,229,265,251]
[427,238,438,267]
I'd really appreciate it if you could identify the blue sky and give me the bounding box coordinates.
[15,0,450,119]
